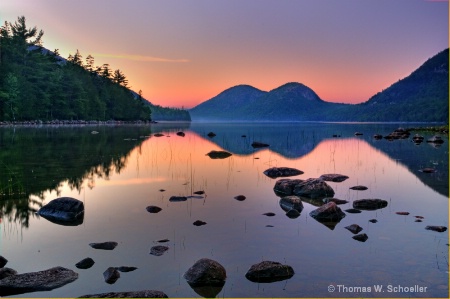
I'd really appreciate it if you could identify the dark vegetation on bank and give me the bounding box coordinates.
[0,16,190,123]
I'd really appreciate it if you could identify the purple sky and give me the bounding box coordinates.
[1,0,448,108]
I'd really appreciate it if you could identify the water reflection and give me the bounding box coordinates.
[191,122,448,196]
[1,122,447,298]
[0,124,190,228]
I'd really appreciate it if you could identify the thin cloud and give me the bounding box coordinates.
[95,53,189,63]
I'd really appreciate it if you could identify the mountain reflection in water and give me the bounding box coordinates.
[0,122,447,298]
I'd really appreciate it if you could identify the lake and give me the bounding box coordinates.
[0,122,448,298]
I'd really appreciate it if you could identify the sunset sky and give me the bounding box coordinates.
[1,0,448,108]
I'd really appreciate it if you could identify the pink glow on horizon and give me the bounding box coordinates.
[0,0,447,109]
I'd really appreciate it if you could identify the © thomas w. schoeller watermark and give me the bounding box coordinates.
[328,284,429,293]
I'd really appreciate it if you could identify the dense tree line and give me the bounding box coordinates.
[0,16,151,121]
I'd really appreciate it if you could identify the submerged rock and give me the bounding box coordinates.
[427,135,444,144]
[263,167,303,178]
[0,266,78,296]
[183,258,226,287]
[319,174,349,182]
[293,178,335,198]
[349,185,368,191]
[425,226,447,232]
[206,151,232,159]
[79,290,168,298]
[234,195,246,201]
[103,267,120,284]
[75,258,95,269]
[396,211,410,215]
[176,132,185,137]
[373,134,383,140]
[353,199,388,210]
[169,196,188,202]
[194,190,205,195]
[37,197,84,225]
[420,168,436,173]
[263,212,276,217]
[150,246,169,256]
[245,261,294,283]
[251,141,270,148]
[323,197,348,205]
[146,206,162,213]
[207,132,216,137]
[193,220,207,226]
[345,224,363,234]
[89,241,118,250]
[352,233,369,242]
[369,219,378,223]
[153,133,164,137]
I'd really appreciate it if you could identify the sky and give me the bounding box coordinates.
[0,0,448,108]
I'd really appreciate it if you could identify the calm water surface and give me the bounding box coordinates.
[0,123,448,298]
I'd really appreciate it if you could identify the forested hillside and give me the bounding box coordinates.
[0,16,190,123]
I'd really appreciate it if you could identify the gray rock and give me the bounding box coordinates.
[353,199,388,210]
[75,258,95,269]
[150,245,169,256]
[263,212,276,216]
[183,258,226,287]
[103,267,120,284]
[0,267,17,280]
[293,178,335,198]
[0,255,7,268]
[116,266,138,272]
[319,174,349,182]
[263,167,303,178]
[323,197,349,205]
[206,150,231,159]
[0,266,78,296]
[427,135,444,144]
[169,196,188,202]
[352,233,369,242]
[89,241,118,250]
[349,185,368,191]
[425,226,447,232]
[79,290,168,298]
[146,206,162,213]
[273,179,304,196]
[245,261,294,283]
[37,197,84,225]
[279,196,304,212]
[251,141,269,148]
[234,195,246,201]
[345,224,363,234]
[193,220,207,226]
[309,202,346,222]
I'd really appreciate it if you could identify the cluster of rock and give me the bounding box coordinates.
[182,258,294,297]
[371,127,446,148]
